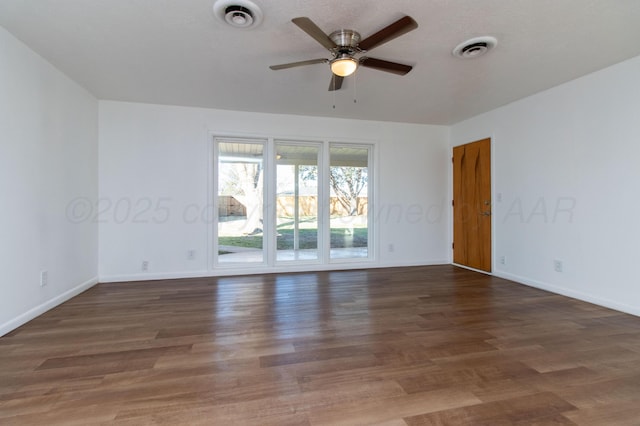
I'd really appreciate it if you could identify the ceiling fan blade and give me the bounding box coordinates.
[270,58,328,70]
[328,74,344,91]
[292,17,336,50]
[359,57,413,75]
[358,16,418,52]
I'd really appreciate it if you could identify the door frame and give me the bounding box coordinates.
[451,136,494,274]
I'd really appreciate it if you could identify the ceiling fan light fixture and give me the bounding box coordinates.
[330,56,358,77]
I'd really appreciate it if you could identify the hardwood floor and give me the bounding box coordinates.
[2,265,640,425]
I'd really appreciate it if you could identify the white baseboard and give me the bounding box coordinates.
[101,270,210,283]
[0,276,99,337]
[452,263,493,275]
[99,259,450,283]
[376,259,450,269]
[494,270,640,318]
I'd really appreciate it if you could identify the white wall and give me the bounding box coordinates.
[98,101,450,281]
[452,54,640,316]
[0,27,99,336]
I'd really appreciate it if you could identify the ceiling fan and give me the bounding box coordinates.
[270,15,418,91]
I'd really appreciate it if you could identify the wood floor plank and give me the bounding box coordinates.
[2,265,640,424]
[307,387,482,426]
[563,399,640,425]
[404,392,577,425]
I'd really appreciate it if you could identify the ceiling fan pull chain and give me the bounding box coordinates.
[353,72,358,104]
[332,81,336,109]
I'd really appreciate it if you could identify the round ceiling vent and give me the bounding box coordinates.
[452,36,498,59]
[213,0,263,29]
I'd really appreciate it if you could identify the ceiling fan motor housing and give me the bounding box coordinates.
[329,30,361,50]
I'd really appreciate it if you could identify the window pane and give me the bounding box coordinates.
[217,141,264,263]
[329,146,369,259]
[276,143,319,261]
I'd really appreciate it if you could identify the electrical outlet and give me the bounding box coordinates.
[40,270,48,287]
[499,255,506,265]
[141,261,149,272]
[554,259,563,273]
[388,244,394,253]
[187,249,196,260]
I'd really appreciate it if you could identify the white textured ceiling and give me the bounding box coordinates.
[1,0,639,125]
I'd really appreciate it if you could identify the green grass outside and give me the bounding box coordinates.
[219,228,367,250]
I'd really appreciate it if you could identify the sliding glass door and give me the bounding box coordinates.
[214,137,372,267]
[329,145,370,260]
[216,140,265,264]
[275,143,320,262]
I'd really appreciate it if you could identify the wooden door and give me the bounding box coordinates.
[453,138,491,272]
